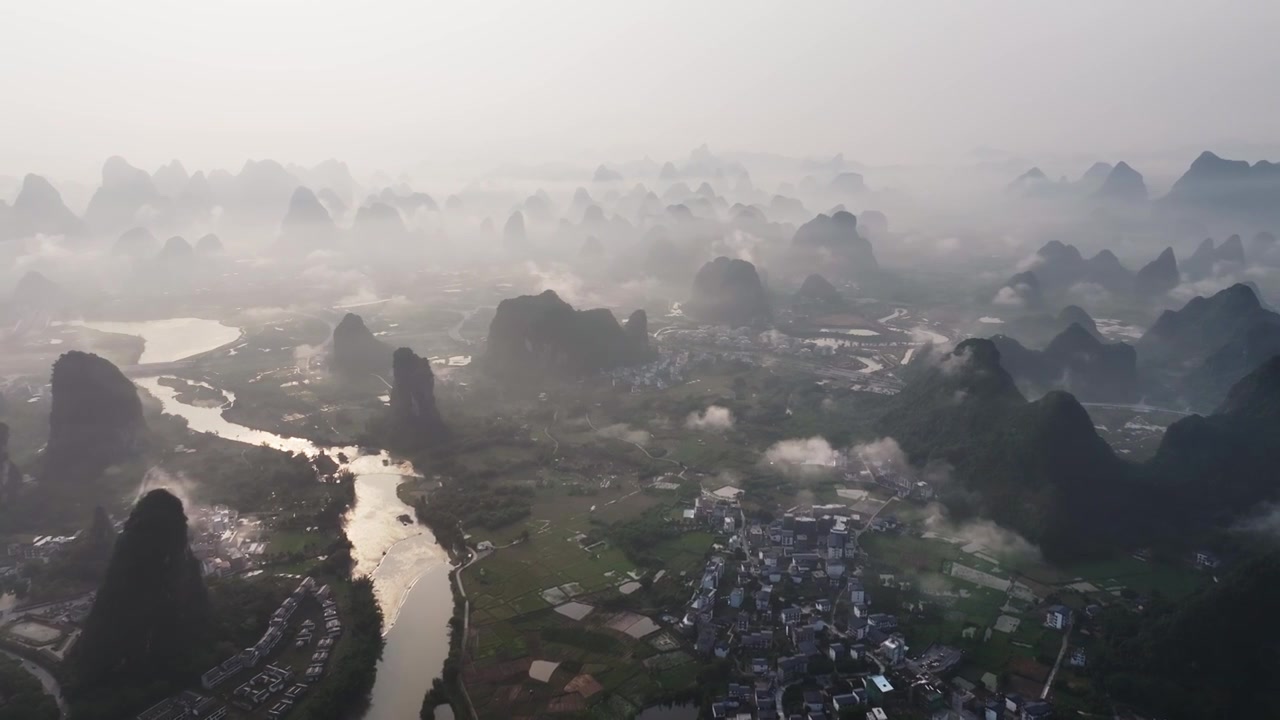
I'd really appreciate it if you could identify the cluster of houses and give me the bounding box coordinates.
[677,493,1059,720]
[853,458,932,502]
[134,577,337,719]
[4,533,79,563]
[187,505,261,578]
[135,690,227,720]
[606,349,694,391]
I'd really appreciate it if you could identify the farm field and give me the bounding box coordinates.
[859,521,1209,702]
[460,485,716,720]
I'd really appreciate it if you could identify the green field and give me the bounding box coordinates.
[861,522,1207,706]
[461,485,715,720]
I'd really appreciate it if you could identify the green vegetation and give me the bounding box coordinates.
[290,577,384,720]
[156,376,227,407]
[15,506,115,602]
[207,576,294,659]
[0,655,59,720]
[457,475,715,719]
[1091,549,1280,719]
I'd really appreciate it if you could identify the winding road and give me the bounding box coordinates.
[0,649,67,718]
[453,550,481,720]
[584,413,686,476]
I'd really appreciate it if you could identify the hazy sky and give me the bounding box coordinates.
[4,0,1279,180]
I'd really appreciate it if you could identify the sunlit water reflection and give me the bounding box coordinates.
[135,375,454,720]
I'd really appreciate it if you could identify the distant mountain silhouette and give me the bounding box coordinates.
[991,323,1138,402]
[232,159,300,224]
[994,271,1046,309]
[484,290,652,379]
[503,211,526,247]
[688,257,770,325]
[84,156,165,234]
[1082,249,1134,293]
[294,159,357,207]
[1139,283,1277,366]
[317,188,349,218]
[45,351,145,486]
[151,159,189,197]
[1134,247,1179,298]
[593,165,622,183]
[1147,355,1280,531]
[1186,321,1280,411]
[829,172,867,195]
[883,339,1133,561]
[1013,241,1135,297]
[5,174,83,239]
[1163,151,1280,227]
[1002,304,1104,348]
[1094,161,1148,202]
[1056,305,1101,339]
[523,192,554,224]
[353,202,408,241]
[1140,283,1280,409]
[1075,161,1114,193]
[624,310,649,348]
[389,347,448,445]
[175,170,214,222]
[791,211,879,279]
[794,273,845,310]
[888,334,1280,559]
[194,233,223,255]
[375,187,437,216]
[279,187,336,248]
[6,271,68,321]
[1006,166,1057,197]
[112,227,159,259]
[331,313,392,378]
[156,236,194,264]
[859,210,889,239]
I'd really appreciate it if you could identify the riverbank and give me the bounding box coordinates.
[134,375,458,720]
[402,477,472,720]
[419,564,471,720]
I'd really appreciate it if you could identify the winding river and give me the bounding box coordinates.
[114,319,454,720]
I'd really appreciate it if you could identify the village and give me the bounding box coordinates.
[665,473,1215,720]
[135,576,343,720]
[0,499,351,720]
[679,489,1051,720]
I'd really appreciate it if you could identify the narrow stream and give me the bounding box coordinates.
[135,377,455,720]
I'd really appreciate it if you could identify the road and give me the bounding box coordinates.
[585,413,686,476]
[453,549,481,720]
[1041,618,1072,700]
[0,648,67,718]
[877,308,908,324]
